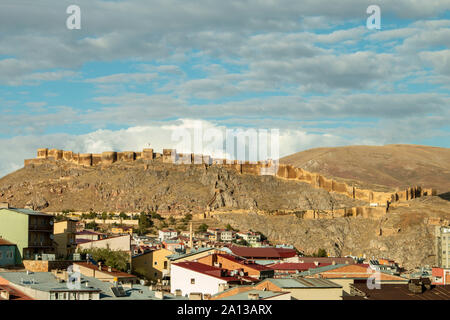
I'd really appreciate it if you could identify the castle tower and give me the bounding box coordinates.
[189,222,193,249]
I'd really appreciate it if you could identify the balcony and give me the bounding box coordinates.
[28,242,53,248]
[29,224,53,232]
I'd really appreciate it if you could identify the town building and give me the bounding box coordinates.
[158,229,178,242]
[299,263,409,295]
[76,235,131,252]
[267,262,332,276]
[0,204,54,260]
[228,245,297,261]
[0,238,20,267]
[75,230,106,242]
[345,278,450,300]
[197,253,274,280]
[170,261,257,296]
[207,228,233,242]
[435,226,450,268]
[0,270,184,300]
[211,285,291,300]
[432,267,450,285]
[236,231,261,246]
[132,248,173,282]
[254,278,344,300]
[111,226,134,235]
[162,239,185,252]
[0,283,33,300]
[0,271,101,300]
[74,262,139,284]
[54,219,77,259]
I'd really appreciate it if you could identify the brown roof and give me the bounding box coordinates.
[229,245,297,259]
[0,238,15,246]
[0,285,33,300]
[346,281,450,300]
[315,264,407,281]
[74,262,137,279]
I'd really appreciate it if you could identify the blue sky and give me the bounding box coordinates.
[0,0,449,176]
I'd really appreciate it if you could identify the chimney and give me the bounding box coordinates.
[189,222,193,248]
[108,266,112,273]
[248,293,259,300]
[218,283,229,292]
[189,292,203,300]
[0,202,9,209]
[0,290,10,300]
[203,293,211,300]
[155,291,164,299]
[98,262,102,270]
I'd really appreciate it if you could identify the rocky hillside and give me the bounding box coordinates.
[214,195,450,269]
[0,158,363,213]
[281,144,450,193]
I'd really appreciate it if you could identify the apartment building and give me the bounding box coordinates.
[0,204,54,260]
[435,226,450,268]
[54,219,77,259]
[158,229,178,242]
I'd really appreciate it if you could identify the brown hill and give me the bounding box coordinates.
[281,144,450,194]
[0,158,363,214]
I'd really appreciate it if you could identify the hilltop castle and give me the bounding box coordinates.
[25,148,436,207]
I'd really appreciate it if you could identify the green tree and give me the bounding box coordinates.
[88,211,97,219]
[168,216,176,225]
[313,248,327,257]
[183,213,193,222]
[80,248,129,272]
[108,213,115,220]
[101,212,108,222]
[85,221,98,230]
[119,212,128,221]
[197,223,209,233]
[225,224,237,231]
[150,211,163,220]
[138,212,153,235]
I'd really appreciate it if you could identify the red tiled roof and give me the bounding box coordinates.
[267,262,331,271]
[0,238,15,246]
[76,230,104,236]
[173,261,246,282]
[216,254,272,271]
[297,257,355,264]
[74,262,137,279]
[229,245,297,259]
[0,285,33,300]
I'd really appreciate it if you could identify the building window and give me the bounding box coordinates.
[154,261,157,265]
[191,278,195,284]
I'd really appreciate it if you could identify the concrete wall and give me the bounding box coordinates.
[77,235,131,252]
[170,263,227,296]
[0,209,29,262]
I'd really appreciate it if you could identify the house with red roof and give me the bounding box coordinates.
[170,261,258,296]
[197,253,274,279]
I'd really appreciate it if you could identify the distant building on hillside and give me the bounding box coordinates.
[435,226,450,268]
[158,229,178,242]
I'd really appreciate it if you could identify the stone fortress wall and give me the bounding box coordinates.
[25,148,437,213]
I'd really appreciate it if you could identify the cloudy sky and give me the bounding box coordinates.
[0,0,449,176]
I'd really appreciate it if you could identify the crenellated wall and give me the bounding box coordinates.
[25,148,437,207]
